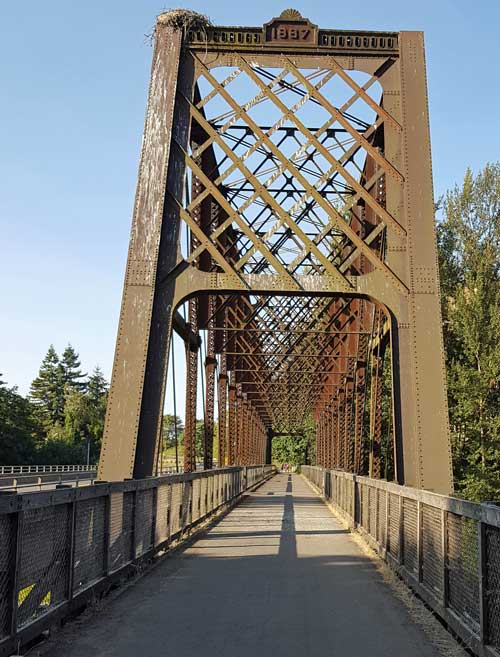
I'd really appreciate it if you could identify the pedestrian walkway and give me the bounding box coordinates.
[49,473,451,657]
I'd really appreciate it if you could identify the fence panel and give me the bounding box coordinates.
[0,465,273,656]
[447,512,480,630]
[155,484,171,546]
[18,504,71,628]
[402,498,418,576]
[377,489,386,546]
[0,513,15,639]
[421,504,443,599]
[109,492,134,573]
[300,465,500,657]
[486,525,500,649]
[73,497,106,593]
[388,493,400,561]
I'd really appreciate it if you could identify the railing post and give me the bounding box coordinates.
[9,503,22,638]
[383,485,389,553]
[478,520,488,646]
[352,475,358,526]
[417,499,422,583]
[103,492,111,576]
[441,509,448,608]
[151,484,158,550]
[131,485,138,559]
[398,494,404,566]
[67,494,77,601]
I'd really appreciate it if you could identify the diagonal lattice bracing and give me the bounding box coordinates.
[98,11,453,495]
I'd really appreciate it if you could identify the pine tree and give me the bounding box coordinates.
[61,344,86,391]
[29,345,65,426]
[87,366,108,404]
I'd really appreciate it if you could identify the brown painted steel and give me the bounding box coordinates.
[99,10,453,494]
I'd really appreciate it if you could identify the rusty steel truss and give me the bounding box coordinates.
[98,9,453,493]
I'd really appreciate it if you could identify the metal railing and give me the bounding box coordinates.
[301,465,500,657]
[0,465,96,475]
[0,471,97,492]
[0,464,274,656]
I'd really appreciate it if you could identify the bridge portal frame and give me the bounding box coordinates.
[98,10,453,493]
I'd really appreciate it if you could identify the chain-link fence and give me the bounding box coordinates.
[0,465,274,657]
[301,465,500,657]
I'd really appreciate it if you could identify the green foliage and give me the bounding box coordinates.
[29,345,65,427]
[1,347,108,466]
[162,414,184,448]
[62,375,107,464]
[437,163,500,501]
[60,344,86,391]
[0,377,42,464]
[272,415,316,466]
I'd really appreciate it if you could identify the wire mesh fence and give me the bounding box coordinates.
[301,465,500,657]
[0,464,274,657]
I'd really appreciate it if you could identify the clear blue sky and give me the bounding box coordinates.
[2,0,499,414]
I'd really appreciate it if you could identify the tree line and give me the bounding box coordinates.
[437,163,500,501]
[0,163,499,500]
[0,345,108,465]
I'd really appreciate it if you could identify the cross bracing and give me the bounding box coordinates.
[98,10,454,495]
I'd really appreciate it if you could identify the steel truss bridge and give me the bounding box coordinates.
[98,8,452,493]
[2,10,499,657]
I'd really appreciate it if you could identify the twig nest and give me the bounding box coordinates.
[157,9,212,33]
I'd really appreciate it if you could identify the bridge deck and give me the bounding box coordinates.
[50,473,446,657]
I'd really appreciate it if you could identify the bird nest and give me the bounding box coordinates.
[157,8,212,33]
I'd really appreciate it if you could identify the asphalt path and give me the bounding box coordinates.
[47,473,454,657]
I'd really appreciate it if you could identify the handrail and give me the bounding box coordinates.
[301,465,500,657]
[0,464,275,656]
[0,464,96,475]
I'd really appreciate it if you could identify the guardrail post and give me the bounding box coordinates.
[398,494,404,566]
[131,483,138,559]
[151,483,158,549]
[441,509,448,608]
[352,475,358,526]
[478,520,488,646]
[103,490,110,576]
[67,493,77,601]
[417,500,422,583]
[384,484,389,553]
[9,502,22,638]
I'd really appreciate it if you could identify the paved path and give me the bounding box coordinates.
[51,473,447,657]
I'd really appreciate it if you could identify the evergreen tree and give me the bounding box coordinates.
[29,345,65,426]
[61,344,86,391]
[87,366,108,404]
